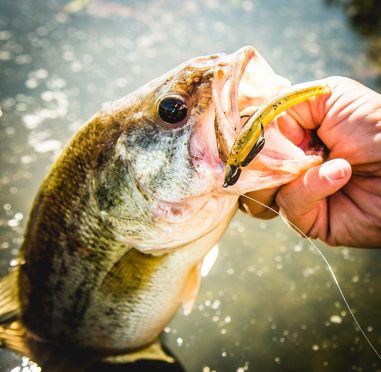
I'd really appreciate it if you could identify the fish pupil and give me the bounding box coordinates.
[158,96,188,124]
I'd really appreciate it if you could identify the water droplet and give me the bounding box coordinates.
[14,213,23,221]
[10,187,18,194]
[35,69,48,79]
[1,242,9,249]
[211,299,221,309]
[10,258,19,267]
[329,315,342,324]
[242,1,254,12]
[16,102,28,112]
[303,267,315,277]
[21,155,34,164]
[23,114,42,129]
[0,30,12,40]
[71,61,83,72]
[46,77,66,90]
[236,361,249,371]
[351,275,359,283]
[213,22,225,33]
[8,219,18,227]
[26,79,39,89]
[32,139,62,153]
[15,54,32,64]
[293,244,303,252]
[5,126,15,136]
[0,50,11,60]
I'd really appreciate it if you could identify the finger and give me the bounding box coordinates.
[276,77,332,143]
[276,159,352,237]
[277,113,306,145]
[239,187,279,219]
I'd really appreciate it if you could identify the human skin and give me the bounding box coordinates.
[239,76,381,248]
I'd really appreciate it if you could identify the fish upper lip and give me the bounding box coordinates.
[212,46,256,163]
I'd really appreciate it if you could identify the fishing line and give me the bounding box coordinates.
[238,192,381,360]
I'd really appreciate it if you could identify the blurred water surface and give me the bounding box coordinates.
[0,0,380,371]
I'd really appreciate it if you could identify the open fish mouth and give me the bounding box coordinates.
[212,46,257,163]
[209,46,330,191]
[211,45,291,164]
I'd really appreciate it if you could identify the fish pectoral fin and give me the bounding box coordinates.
[180,246,219,316]
[0,321,30,357]
[102,340,175,364]
[0,269,20,324]
[181,263,202,316]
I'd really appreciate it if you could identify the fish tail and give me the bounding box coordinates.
[0,321,30,356]
[0,269,20,325]
[0,270,29,356]
[0,321,83,371]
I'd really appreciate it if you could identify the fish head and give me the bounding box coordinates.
[93,47,321,252]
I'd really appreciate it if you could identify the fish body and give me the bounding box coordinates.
[0,47,322,361]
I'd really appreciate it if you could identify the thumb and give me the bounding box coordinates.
[275,159,352,237]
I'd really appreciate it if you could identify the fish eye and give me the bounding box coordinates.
[157,95,188,125]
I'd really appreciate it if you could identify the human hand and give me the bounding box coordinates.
[239,76,381,248]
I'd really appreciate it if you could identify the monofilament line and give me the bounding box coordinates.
[239,193,381,361]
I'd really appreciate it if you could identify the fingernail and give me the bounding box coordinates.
[320,160,347,181]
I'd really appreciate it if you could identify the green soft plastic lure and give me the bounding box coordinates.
[223,80,331,187]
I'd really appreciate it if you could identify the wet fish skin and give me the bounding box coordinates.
[18,112,134,347]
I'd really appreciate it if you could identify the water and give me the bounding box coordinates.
[0,0,380,371]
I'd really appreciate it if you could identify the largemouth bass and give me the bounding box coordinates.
[0,46,324,367]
